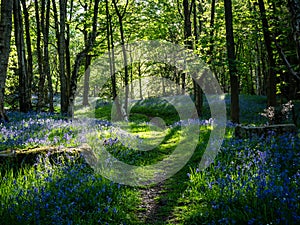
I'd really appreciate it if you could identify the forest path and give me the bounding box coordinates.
[134,127,210,224]
[135,163,196,225]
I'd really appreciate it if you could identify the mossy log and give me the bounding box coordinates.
[0,144,96,166]
[235,124,298,139]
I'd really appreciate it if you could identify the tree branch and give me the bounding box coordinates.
[274,37,300,81]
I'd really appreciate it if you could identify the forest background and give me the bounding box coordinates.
[0,0,299,123]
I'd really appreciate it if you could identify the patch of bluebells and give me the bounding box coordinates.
[0,151,138,225]
[0,112,112,150]
[170,118,233,130]
[185,133,300,224]
[171,118,215,128]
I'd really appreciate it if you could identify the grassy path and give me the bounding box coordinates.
[130,125,211,224]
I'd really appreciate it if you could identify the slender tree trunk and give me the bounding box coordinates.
[58,0,68,115]
[197,0,204,39]
[255,42,262,95]
[183,0,193,49]
[182,0,203,117]
[193,0,203,117]
[52,0,60,82]
[106,0,122,118]
[82,2,89,107]
[175,68,180,94]
[0,0,13,121]
[67,0,100,117]
[82,55,91,106]
[112,0,129,119]
[13,0,29,112]
[138,62,143,99]
[65,0,73,105]
[182,0,192,93]
[193,0,198,46]
[20,0,32,111]
[224,0,240,123]
[106,0,116,101]
[44,0,53,112]
[258,0,276,107]
[251,2,263,95]
[129,46,134,99]
[208,0,216,60]
[35,0,46,110]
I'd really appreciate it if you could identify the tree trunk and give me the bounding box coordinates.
[82,55,91,106]
[183,0,193,49]
[193,0,203,117]
[44,0,53,112]
[82,2,90,107]
[208,0,216,60]
[112,0,129,120]
[138,62,143,99]
[0,0,13,121]
[106,0,122,118]
[20,0,33,111]
[67,0,100,117]
[65,0,73,108]
[35,0,46,110]
[182,0,203,117]
[258,0,276,107]
[13,0,30,113]
[58,0,68,115]
[224,0,240,123]
[182,0,192,93]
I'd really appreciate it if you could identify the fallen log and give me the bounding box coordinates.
[235,124,298,139]
[0,144,96,166]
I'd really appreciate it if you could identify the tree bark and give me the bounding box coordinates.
[0,0,13,121]
[224,0,240,123]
